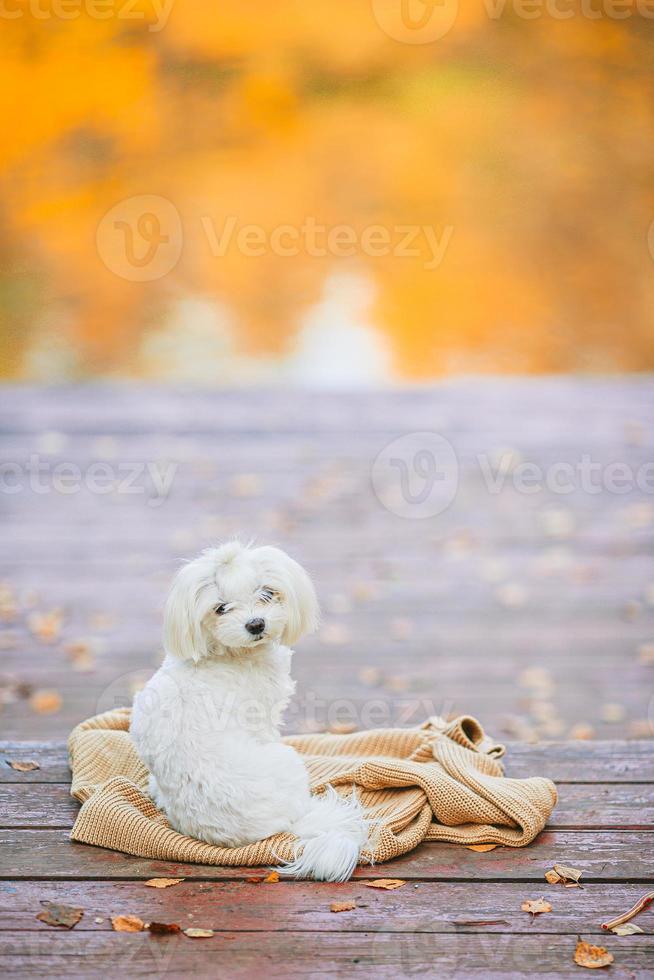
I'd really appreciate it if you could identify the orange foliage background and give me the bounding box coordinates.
[1,1,653,381]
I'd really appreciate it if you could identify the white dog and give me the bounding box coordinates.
[130,541,370,881]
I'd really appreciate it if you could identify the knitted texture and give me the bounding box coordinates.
[67,709,557,867]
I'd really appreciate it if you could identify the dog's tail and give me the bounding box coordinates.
[278,786,371,882]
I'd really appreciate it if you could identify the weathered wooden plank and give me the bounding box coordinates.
[0,880,650,936]
[1,379,651,432]
[2,741,652,785]
[0,930,651,978]
[0,830,651,882]
[2,783,652,831]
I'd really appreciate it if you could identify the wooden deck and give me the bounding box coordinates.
[0,379,653,742]
[1,739,653,976]
[0,379,653,975]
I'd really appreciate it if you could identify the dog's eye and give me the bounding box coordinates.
[214,603,228,615]
[259,588,276,603]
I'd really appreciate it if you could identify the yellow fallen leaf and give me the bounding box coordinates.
[330,901,356,912]
[574,940,614,969]
[264,871,280,883]
[29,690,62,715]
[144,878,184,889]
[365,879,405,890]
[610,923,643,936]
[467,844,498,852]
[27,609,64,643]
[111,915,144,932]
[521,898,552,916]
[184,928,214,938]
[6,759,39,772]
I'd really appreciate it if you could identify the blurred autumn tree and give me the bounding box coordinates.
[1,1,653,381]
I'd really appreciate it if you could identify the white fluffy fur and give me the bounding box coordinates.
[130,541,370,881]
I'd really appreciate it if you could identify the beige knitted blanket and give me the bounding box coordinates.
[68,708,557,868]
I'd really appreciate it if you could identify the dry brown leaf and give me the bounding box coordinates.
[144,878,184,889]
[36,901,83,929]
[264,871,280,883]
[546,864,584,886]
[358,666,381,686]
[330,901,356,913]
[27,609,64,643]
[574,940,614,969]
[148,921,181,935]
[610,923,644,936]
[521,898,552,916]
[184,928,214,938]
[365,879,405,890]
[466,844,498,852]
[7,759,39,772]
[29,690,62,715]
[111,914,144,932]
[64,641,96,672]
[245,876,263,884]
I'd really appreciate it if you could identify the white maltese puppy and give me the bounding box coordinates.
[131,541,369,881]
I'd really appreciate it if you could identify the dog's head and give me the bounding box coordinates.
[163,541,319,661]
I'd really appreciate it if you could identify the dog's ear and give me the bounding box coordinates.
[258,547,320,646]
[163,562,208,662]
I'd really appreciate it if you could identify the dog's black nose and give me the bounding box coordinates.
[245,618,265,635]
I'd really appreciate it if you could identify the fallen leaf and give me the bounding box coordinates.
[358,666,381,686]
[365,879,405,891]
[570,723,595,741]
[36,901,83,929]
[383,675,411,693]
[546,864,584,886]
[467,844,498,852]
[144,878,184,889]
[6,759,39,772]
[264,871,280,883]
[29,690,62,715]
[245,876,263,884]
[610,923,644,936]
[521,898,552,916]
[574,940,614,969]
[27,609,64,643]
[320,623,350,646]
[600,702,625,724]
[184,928,214,938]
[111,915,144,932]
[148,921,181,935]
[330,901,356,913]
